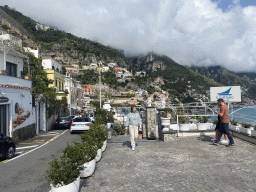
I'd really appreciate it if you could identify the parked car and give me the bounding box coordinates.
[0,133,16,159]
[54,116,72,129]
[70,117,92,133]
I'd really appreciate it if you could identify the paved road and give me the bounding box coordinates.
[0,130,81,192]
[81,135,256,192]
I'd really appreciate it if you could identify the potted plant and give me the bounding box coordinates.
[80,132,98,178]
[240,122,253,135]
[46,143,84,192]
[0,70,7,75]
[178,114,190,131]
[196,113,211,130]
[251,125,256,137]
[81,123,105,162]
[229,119,239,132]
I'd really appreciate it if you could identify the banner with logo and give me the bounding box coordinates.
[210,86,241,102]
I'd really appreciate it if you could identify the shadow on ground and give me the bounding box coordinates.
[197,135,213,143]
[122,141,132,149]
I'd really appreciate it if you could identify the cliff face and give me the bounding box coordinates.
[37,36,127,67]
[130,53,167,71]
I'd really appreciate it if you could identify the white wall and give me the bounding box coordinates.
[0,52,24,77]
[24,47,39,58]
[42,58,62,73]
[1,87,33,119]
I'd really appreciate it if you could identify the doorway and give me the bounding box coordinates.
[0,105,7,135]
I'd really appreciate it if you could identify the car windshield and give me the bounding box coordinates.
[59,117,69,121]
[73,118,91,122]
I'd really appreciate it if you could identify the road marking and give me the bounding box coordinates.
[48,132,60,135]
[2,130,68,164]
[16,145,39,150]
[47,135,59,143]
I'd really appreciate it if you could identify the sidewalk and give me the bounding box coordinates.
[80,135,256,192]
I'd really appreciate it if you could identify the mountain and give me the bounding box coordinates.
[128,53,221,103]
[3,5,256,104]
[190,65,256,102]
[1,5,128,67]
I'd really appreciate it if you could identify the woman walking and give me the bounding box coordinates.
[125,105,142,151]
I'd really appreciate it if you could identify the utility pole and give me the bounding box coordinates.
[99,61,102,108]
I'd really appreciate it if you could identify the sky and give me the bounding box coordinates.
[1,0,256,72]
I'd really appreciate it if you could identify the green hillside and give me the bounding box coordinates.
[2,5,128,67]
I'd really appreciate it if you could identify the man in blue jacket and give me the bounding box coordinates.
[125,105,142,151]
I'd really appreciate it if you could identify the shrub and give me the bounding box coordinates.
[230,119,238,125]
[241,122,252,128]
[195,113,210,123]
[179,116,190,124]
[81,124,107,150]
[212,119,218,124]
[46,155,82,187]
[254,125,256,130]
[62,142,89,165]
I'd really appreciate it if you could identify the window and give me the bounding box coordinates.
[6,62,17,77]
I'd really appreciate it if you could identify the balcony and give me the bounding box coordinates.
[0,74,32,88]
[0,33,22,50]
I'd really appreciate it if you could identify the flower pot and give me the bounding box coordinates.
[95,148,102,162]
[240,127,253,135]
[229,124,236,131]
[251,130,256,137]
[80,159,96,178]
[169,123,178,130]
[51,176,80,192]
[161,117,171,132]
[197,123,212,130]
[101,140,107,152]
[179,123,190,131]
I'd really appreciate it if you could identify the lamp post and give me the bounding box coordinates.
[99,61,102,108]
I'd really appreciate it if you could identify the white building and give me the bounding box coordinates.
[108,63,117,68]
[23,47,39,58]
[42,56,62,74]
[0,44,40,141]
[102,66,109,72]
[64,75,82,115]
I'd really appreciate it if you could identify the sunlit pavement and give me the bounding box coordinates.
[80,135,256,192]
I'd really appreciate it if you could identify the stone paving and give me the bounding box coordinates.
[80,135,256,192]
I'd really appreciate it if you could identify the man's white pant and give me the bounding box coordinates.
[129,125,138,147]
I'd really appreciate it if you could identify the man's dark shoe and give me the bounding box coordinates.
[226,143,235,147]
[212,141,219,146]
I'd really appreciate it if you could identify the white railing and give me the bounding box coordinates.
[0,75,31,88]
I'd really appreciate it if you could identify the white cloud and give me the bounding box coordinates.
[2,0,256,72]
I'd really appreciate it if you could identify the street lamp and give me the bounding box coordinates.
[99,61,102,108]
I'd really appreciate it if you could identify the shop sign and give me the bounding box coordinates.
[0,97,9,103]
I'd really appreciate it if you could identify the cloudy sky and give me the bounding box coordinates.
[2,0,256,72]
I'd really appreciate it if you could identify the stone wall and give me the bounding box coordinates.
[12,123,36,143]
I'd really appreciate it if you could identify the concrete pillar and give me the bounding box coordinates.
[146,107,156,139]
